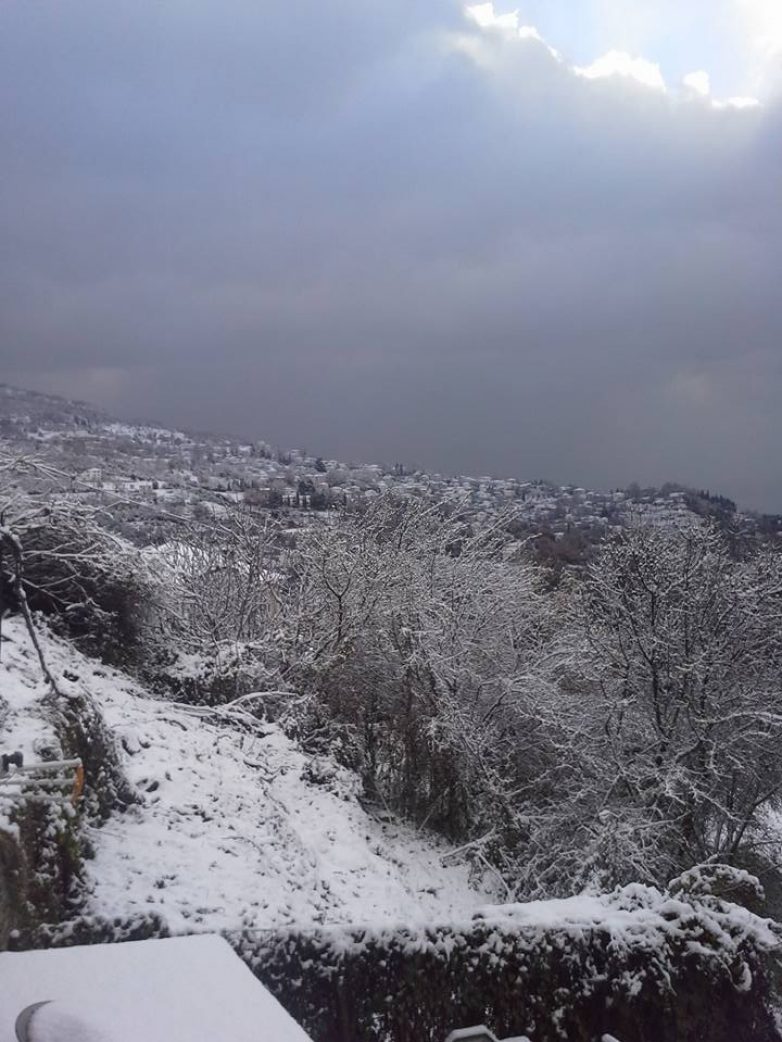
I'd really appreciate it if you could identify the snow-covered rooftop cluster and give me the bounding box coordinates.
[3,381,773,542]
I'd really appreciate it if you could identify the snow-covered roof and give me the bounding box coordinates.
[0,934,312,1042]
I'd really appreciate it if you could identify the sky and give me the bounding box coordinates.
[1,1,781,510]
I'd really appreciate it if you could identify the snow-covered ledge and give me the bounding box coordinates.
[0,934,313,1042]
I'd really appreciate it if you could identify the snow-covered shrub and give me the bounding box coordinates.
[0,827,24,947]
[299,756,360,801]
[282,497,557,843]
[668,863,766,913]
[144,645,268,706]
[15,910,169,950]
[140,508,286,703]
[232,882,782,1042]
[1,800,86,946]
[0,665,138,945]
[0,460,149,668]
[54,685,139,819]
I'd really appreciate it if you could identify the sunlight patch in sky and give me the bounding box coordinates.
[683,70,711,96]
[575,50,666,91]
[467,2,519,32]
[739,0,782,67]
[464,2,768,106]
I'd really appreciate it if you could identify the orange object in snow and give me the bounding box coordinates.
[71,764,85,806]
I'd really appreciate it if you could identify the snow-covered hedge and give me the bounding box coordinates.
[13,875,782,1040]
[0,801,83,947]
[231,881,782,1042]
[17,910,170,950]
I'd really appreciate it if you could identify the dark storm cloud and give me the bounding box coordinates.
[1,1,781,508]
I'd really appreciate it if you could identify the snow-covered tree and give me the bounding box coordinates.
[559,522,782,887]
[144,505,287,701]
[0,450,145,668]
[282,497,556,847]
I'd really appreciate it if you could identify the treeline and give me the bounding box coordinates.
[4,456,782,901]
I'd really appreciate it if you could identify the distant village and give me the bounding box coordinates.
[1,383,779,545]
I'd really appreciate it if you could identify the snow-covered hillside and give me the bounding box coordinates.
[0,617,490,935]
[4,380,770,539]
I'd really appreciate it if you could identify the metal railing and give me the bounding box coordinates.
[0,753,84,808]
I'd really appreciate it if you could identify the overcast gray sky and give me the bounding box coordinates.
[1,1,781,509]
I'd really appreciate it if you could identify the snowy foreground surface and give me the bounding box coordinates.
[0,618,489,933]
[0,934,312,1042]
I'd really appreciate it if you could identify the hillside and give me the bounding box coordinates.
[3,381,775,541]
[0,615,491,935]
[3,385,782,1040]
[2,616,781,1042]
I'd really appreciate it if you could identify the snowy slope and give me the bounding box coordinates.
[0,622,62,768]
[0,617,489,934]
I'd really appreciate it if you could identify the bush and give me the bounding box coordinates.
[13,910,169,950]
[18,515,148,669]
[0,801,86,948]
[231,883,782,1042]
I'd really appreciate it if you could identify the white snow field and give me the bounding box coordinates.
[0,934,312,1042]
[0,617,490,935]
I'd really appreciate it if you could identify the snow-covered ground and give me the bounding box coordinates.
[0,617,489,935]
